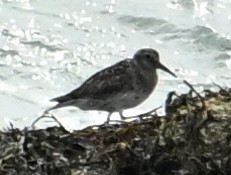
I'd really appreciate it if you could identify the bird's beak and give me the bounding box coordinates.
[158,62,177,78]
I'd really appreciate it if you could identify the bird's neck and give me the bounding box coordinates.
[133,61,158,90]
[134,60,157,78]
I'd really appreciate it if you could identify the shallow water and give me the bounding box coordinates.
[0,0,231,129]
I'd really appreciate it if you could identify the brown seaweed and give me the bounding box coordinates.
[1,85,231,175]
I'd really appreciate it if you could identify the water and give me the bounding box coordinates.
[0,0,231,130]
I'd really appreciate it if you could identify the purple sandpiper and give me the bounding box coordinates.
[46,48,176,123]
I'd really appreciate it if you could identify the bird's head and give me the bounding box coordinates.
[133,48,176,77]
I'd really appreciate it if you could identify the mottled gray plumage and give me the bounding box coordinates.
[46,48,176,123]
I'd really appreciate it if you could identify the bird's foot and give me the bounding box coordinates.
[109,120,128,124]
[102,120,111,125]
[32,112,69,133]
[102,119,128,126]
[119,106,162,121]
[119,111,140,121]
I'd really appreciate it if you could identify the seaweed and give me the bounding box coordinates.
[1,84,231,175]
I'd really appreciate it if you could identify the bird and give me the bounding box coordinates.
[45,48,177,123]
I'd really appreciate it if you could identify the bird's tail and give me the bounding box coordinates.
[45,98,75,113]
[44,93,74,113]
[50,93,73,103]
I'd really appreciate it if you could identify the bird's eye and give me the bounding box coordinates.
[146,54,151,58]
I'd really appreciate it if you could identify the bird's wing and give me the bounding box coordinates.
[69,59,136,99]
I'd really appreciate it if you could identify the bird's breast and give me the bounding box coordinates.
[134,69,158,94]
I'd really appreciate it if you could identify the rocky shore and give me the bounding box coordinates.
[1,85,231,175]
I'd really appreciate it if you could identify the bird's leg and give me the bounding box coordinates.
[104,111,128,124]
[105,112,112,124]
[119,111,126,120]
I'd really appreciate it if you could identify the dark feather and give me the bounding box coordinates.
[50,93,73,103]
[51,59,136,103]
